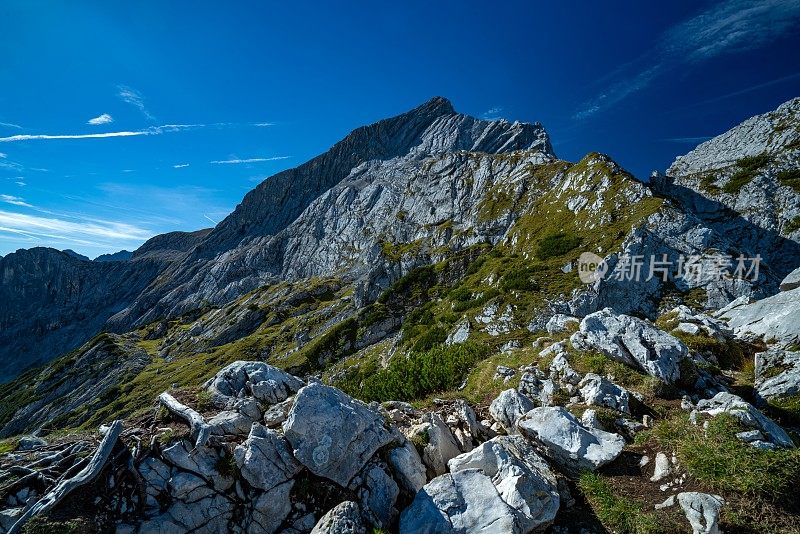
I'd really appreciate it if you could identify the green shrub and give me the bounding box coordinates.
[722,154,770,194]
[410,326,447,352]
[535,233,582,260]
[785,215,800,234]
[500,266,541,292]
[777,168,800,192]
[342,342,489,402]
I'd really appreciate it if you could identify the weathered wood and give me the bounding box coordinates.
[158,392,212,450]
[8,420,123,534]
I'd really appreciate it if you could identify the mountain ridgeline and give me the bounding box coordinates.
[0,97,799,533]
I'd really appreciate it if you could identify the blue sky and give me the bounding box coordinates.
[1,0,799,258]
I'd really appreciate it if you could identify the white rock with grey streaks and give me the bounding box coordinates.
[387,441,427,494]
[720,287,800,347]
[282,382,394,486]
[677,492,724,534]
[754,348,800,401]
[570,308,689,384]
[206,361,304,406]
[234,424,302,491]
[489,389,536,435]
[578,373,631,414]
[516,406,625,474]
[310,501,366,534]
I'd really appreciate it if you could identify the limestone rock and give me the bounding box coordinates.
[387,441,427,494]
[754,348,800,401]
[282,383,394,486]
[677,492,724,534]
[234,424,302,491]
[489,389,536,435]
[206,361,304,406]
[780,266,800,291]
[311,501,366,534]
[516,406,625,474]
[578,373,631,414]
[571,308,689,384]
[720,287,800,347]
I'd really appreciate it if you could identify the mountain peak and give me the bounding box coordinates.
[416,95,456,116]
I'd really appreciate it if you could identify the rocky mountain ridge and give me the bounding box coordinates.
[0,96,799,533]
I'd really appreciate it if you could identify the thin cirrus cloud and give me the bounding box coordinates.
[1,194,32,207]
[209,156,291,165]
[0,208,153,247]
[87,113,113,125]
[118,85,155,121]
[173,163,190,168]
[574,0,800,119]
[0,122,22,129]
[0,124,204,143]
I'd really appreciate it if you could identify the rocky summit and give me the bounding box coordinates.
[1,97,799,533]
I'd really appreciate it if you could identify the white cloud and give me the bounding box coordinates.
[481,107,504,120]
[15,181,25,187]
[118,85,155,121]
[1,194,33,207]
[574,0,800,119]
[0,122,21,129]
[0,152,6,158]
[0,124,203,143]
[253,122,276,127]
[173,163,190,168]
[87,113,114,125]
[209,156,291,164]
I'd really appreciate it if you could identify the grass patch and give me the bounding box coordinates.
[578,472,679,534]
[641,413,800,502]
[672,331,745,371]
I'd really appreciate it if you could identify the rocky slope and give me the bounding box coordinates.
[0,97,799,533]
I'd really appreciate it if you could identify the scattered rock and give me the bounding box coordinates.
[677,492,724,534]
[697,392,795,448]
[546,314,580,335]
[206,361,304,406]
[494,366,517,383]
[754,348,800,402]
[578,373,631,414]
[779,266,800,292]
[489,389,536,435]
[570,308,689,384]
[516,406,625,474]
[386,441,426,494]
[649,452,671,482]
[446,319,470,345]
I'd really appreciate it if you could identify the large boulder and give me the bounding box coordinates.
[697,392,794,449]
[516,406,625,474]
[412,413,462,478]
[570,308,689,384]
[400,436,560,533]
[351,462,399,529]
[489,389,536,435]
[161,441,234,491]
[754,348,800,402]
[234,424,302,491]
[282,383,395,486]
[206,361,304,406]
[719,287,800,347]
[578,373,631,414]
[447,436,560,532]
